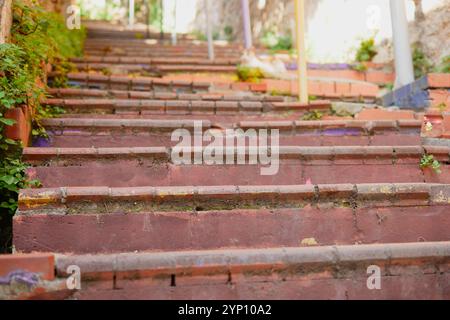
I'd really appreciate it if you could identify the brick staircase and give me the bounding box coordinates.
[13,32,450,300]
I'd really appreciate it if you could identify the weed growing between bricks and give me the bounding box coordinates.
[0,1,85,253]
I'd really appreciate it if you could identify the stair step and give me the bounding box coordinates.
[74,63,238,74]
[37,118,422,148]
[42,98,330,115]
[46,88,285,102]
[23,146,450,187]
[18,183,449,214]
[52,242,450,299]
[84,51,241,59]
[70,57,240,66]
[50,73,211,92]
[14,182,450,254]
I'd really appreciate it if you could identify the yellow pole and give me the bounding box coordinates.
[295,0,308,103]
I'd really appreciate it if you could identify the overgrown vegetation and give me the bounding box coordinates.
[236,65,265,83]
[261,31,293,51]
[192,29,220,42]
[353,38,378,72]
[355,38,378,62]
[420,154,442,174]
[301,108,353,121]
[302,110,324,121]
[224,26,234,42]
[435,55,450,74]
[412,46,432,79]
[0,0,85,252]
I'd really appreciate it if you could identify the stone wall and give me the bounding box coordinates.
[375,0,450,65]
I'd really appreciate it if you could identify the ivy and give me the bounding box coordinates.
[0,1,85,252]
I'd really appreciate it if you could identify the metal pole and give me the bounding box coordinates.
[128,0,135,28]
[171,0,177,45]
[146,0,151,39]
[205,0,215,60]
[104,0,109,20]
[241,0,252,50]
[295,0,308,103]
[390,0,415,88]
[159,0,164,40]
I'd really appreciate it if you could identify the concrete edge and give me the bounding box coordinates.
[54,241,450,279]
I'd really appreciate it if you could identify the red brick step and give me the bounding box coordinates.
[23,146,450,187]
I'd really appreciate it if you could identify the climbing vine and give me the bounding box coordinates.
[0,0,85,252]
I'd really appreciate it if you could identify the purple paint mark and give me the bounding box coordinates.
[286,63,352,71]
[32,136,52,147]
[323,128,362,136]
[0,270,40,287]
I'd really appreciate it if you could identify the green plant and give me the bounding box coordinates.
[436,102,447,112]
[192,30,207,41]
[224,26,234,42]
[0,44,35,109]
[384,83,394,91]
[9,0,85,136]
[412,46,432,78]
[0,1,84,252]
[236,65,265,83]
[435,55,450,73]
[261,31,292,51]
[355,38,377,63]
[420,154,441,174]
[302,110,324,121]
[353,63,368,72]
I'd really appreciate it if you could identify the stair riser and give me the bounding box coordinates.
[13,206,450,254]
[26,161,448,188]
[41,133,422,148]
[71,272,450,300]
[46,89,284,103]
[62,82,209,93]
[74,63,238,74]
[70,57,239,66]
[83,52,241,59]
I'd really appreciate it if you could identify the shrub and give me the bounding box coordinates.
[261,31,292,51]
[412,46,432,78]
[236,66,265,83]
[355,38,377,63]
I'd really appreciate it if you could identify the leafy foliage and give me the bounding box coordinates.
[224,26,234,42]
[412,46,432,79]
[355,38,377,63]
[0,1,84,252]
[236,66,265,83]
[261,31,293,51]
[302,110,324,121]
[420,154,441,174]
[435,55,450,74]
